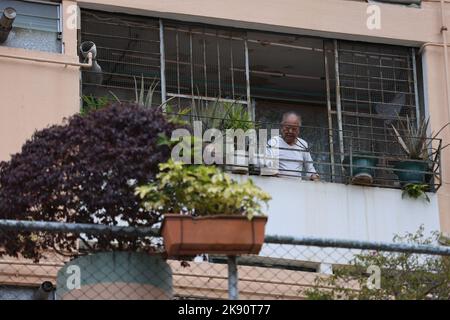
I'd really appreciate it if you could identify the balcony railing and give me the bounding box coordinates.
[168,112,442,192]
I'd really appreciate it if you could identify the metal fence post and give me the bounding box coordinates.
[227,255,239,300]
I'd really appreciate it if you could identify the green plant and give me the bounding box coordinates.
[222,102,254,131]
[133,75,159,108]
[305,226,450,300]
[135,160,271,220]
[391,116,449,160]
[110,75,166,109]
[81,95,111,115]
[402,183,430,202]
[0,103,177,261]
[190,97,254,131]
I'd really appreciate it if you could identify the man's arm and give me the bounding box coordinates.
[304,151,319,181]
[299,139,319,181]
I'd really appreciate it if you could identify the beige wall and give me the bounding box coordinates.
[0,0,80,161]
[78,0,444,46]
[422,45,450,238]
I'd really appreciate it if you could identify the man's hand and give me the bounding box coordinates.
[310,174,320,181]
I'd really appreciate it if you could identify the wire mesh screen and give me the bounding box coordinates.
[80,10,161,105]
[337,41,418,156]
[163,21,248,106]
[1,222,450,300]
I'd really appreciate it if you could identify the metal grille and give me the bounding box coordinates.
[163,21,248,108]
[336,41,419,155]
[80,10,161,104]
[77,10,434,189]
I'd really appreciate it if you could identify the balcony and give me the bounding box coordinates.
[175,115,443,242]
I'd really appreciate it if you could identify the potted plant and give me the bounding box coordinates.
[391,116,449,186]
[190,98,255,173]
[343,150,378,185]
[348,153,378,185]
[222,102,255,174]
[135,160,271,257]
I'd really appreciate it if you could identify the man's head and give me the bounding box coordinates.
[281,112,301,145]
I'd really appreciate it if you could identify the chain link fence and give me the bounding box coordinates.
[1,220,449,300]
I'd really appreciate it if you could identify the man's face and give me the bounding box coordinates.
[281,114,300,145]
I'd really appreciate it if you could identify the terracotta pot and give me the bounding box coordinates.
[161,214,268,257]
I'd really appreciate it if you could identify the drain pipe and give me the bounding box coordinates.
[419,1,450,119]
[420,1,450,119]
[80,41,103,85]
[440,0,450,119]
[33,281,54,300]
[0,7,16,44]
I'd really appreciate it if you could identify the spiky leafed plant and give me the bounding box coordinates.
[391,116,429,160]
[391,116,449,160]
[190,97,254,131]
[110,75,164,109]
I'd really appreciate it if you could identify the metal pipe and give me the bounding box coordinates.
[163,26,324,52]
[0,7,16,44]
[189,31,194,106]
[227,256,239,300]
[79,41,102,84]
[420,7,450,121]
[203,35,207,96]
[167,92,247,105]
[440,0,450,121]
[412,48,421,125]
[159,19,167,107]
[372,0,421,4]
[0,219,159,237]
[244,39,252,117]
[217,32,222,98]
[33,281,54,300]
[323,41,336,181]
[230,35,235,99]
[0,51,93,68]
[334,40,345,165]
[264,234,450,255]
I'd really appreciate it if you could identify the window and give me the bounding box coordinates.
[0,0,61,53]
[163,20,248,110]
[80,10,160,102]
[79,9,440,191]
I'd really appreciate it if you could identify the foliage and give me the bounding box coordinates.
[135,160,271,220]
[81,95,111,115]
[109,75,162,109]
[222,103,254,131]
[305,226,450,300]
[402,183,430,202]
[133,75,159,108]
[0,103,176,261]
[391,116,449,160]
[191,98,254,131]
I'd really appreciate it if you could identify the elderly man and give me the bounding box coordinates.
[265,112,319,181]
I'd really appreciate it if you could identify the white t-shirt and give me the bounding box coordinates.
[265,136,317,178]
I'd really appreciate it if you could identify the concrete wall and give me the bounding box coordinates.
[232,175,440,241]
[77,0,444,46]
[422,45,450,238]
[0,0,79,161]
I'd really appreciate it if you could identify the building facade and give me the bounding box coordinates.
[0,0,449,244]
